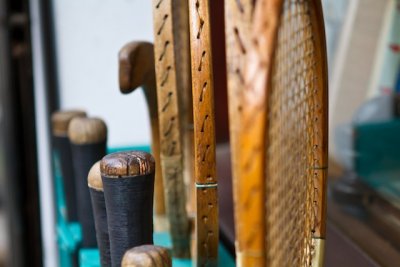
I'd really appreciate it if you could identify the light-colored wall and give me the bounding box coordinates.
[53,0,154,147]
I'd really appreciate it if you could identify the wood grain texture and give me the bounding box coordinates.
[235,0,282,266]
[188,0,219,265]
[152,0,191,258]
[51,110,86,137]
[118,41,166,221]
[100,151,155,177]
[224,1,255,266]
[122,245,171,267]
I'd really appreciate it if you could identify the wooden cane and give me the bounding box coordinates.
[88,161,111,266]
[118,41,167,231]
[122,245,172,267]
[68,117,107,248]
[101,151,155,267]
[237,0,328,266]
[51,110,86,222]
[223,1,257,266]
[152,0,191,258]
[188,0,219,265]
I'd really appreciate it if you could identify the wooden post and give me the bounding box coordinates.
[101,151,155,267]
[68,117,107,248]
[188,0,219,265]
[118,41,167,231]
[51,110,86,222]
[122,245,172,267]
[88,161,111,266]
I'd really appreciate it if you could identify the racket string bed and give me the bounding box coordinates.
[266,1,318,266]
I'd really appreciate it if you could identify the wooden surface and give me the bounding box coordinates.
[224,0,255,266]
[118,41,166,220]
[188,0,219,265]
[68,117,107,145]
[122,245,172,267]
[152,0,191,258]
[51,110,86,136]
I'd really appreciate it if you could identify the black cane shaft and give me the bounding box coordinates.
[101,151,155,267]
[51,110,86,222]
[88,162,111,267]
[69,117,107,248]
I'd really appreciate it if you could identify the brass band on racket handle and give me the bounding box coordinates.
[51,110,86,222]
[118,41,167,231]
[122,245,172,267]
[188,0,219,265]
[152,0,191,258]
[69,117,107,248]
[88,161,111,266]
[101,151,155,267]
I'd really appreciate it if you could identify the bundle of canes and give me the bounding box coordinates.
[152,0,192,258]
[88,161,111,266]
[118,41,167,231]
[101,151,155,267]
[188,0,219,265]
[68,117,107,248]
[51,110,86,222]
[122,245,171,267]
[234,0,328,266]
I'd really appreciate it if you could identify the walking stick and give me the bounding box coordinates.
[119,41,167,231]
[88,161,111,266]
[188,0,219,265]
[68,117,107,248]
[51,110,86,222]
[152,0,192,258]
[101,151,155,267]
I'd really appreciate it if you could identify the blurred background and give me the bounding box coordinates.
[0,0,400,266]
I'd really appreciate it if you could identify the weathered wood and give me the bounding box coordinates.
[152,0,191,258]
[122,245,172,267]
[118,41,167,231]
[188,0,219,265]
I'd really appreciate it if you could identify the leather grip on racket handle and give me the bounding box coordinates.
[69,117,107,248]
[122,245,171,267]
[101,151,155,267]
[51,110,86,222]
[88,161,111,266]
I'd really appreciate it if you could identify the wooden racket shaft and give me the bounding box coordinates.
[88,161,111,266]
[152,0,191,258]
[68,117,107,248]
[101,151,155,267]
[224,1,257,266]
[188,0,219,265]
[118,41,167,230]
[51,110,86,222]
[239,0,328,266]
[122,245,172,267]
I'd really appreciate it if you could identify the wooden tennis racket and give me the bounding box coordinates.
[188,0,219,266]
[152,0,192,258]
[233,0,328,266]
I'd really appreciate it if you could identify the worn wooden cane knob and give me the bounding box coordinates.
[101,151,156,267]
[122,245,171,267]
[68,117,107,145]
[100,151,155,177]
[51,110,86,136]
[88,161,103,191]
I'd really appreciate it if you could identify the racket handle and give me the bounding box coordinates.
[122,245,171,267]
[51,110,86,222]
[88,161,111,266]
[101,151,155,267]
[69,117,107,248]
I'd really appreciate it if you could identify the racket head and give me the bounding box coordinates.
[261,0,328,266]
